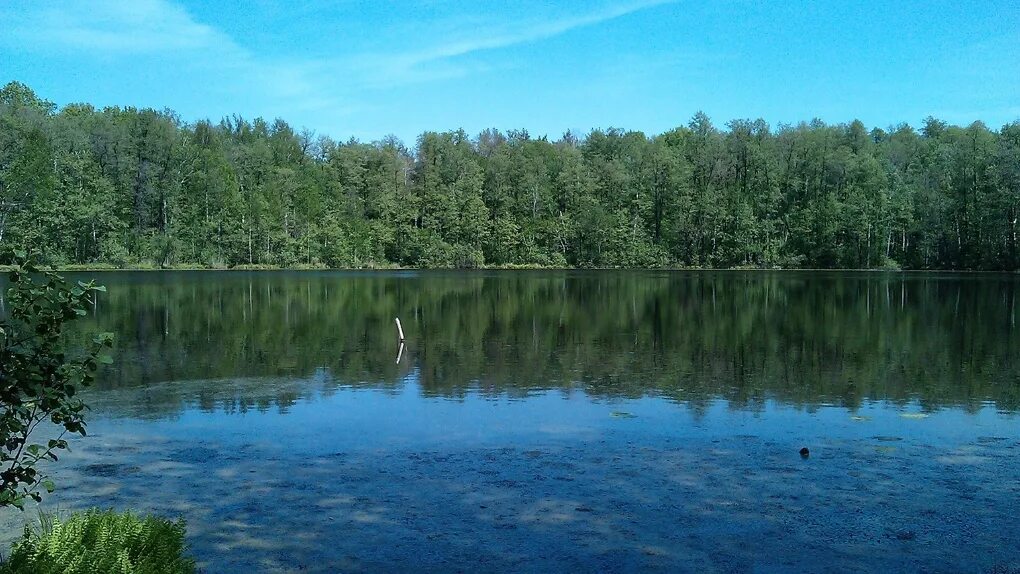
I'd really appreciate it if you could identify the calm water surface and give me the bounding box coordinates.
[3,271,1019,573]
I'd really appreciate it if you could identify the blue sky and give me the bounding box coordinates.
[2,0,1017,143]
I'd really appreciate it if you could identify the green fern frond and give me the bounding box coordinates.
[0,509,195,574]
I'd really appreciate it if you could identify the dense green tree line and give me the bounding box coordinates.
[2,81,1019,269]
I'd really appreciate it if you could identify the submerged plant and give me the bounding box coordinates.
[0,509,195,574]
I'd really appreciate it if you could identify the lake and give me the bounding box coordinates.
[3,270,1019,572]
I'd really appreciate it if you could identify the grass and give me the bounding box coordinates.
[0,509,195,574]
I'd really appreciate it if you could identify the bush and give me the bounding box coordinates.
[450,245,484,269]
[878,256,902,270]
[1,252,113,509]
[1,509,195,574]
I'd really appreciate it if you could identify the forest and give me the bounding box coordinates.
[1,81,1019,270]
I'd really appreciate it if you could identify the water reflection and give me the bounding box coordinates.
[35,270,1019,417]
[4,271,1020,572]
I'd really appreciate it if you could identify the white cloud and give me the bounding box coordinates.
[3,0,234,54]
[400,0,675,66]
[349,0,677,88]
[1,0,336,115]
[1,0,677,130]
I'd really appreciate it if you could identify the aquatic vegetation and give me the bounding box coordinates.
[0,509,194,574]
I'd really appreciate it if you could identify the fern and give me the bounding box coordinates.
[0,509,195,574]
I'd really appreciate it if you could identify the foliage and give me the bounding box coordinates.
[0,509,194,574]
[0,251,113,509]
[2,81,1020,269]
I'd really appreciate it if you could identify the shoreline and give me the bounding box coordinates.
[1,264,1016,274]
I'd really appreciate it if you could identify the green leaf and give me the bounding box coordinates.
[0,260,104,509]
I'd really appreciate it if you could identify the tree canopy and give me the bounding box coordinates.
[2,81,1019,270]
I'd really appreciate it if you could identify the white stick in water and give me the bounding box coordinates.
[395,317,405,341]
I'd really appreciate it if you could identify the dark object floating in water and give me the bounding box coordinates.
[799,447,810,458]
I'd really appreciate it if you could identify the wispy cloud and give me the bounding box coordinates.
[1,0,677,131]
[1,0,336,114]
[3,0,234,54]
[399,0,675,66]
[350,0,677,88]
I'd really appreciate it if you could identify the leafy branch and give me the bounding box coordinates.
[0,250,113,509]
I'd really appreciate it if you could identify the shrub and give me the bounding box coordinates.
[1,252,113,509]
[878,256,902,270]
[1,509,195,574]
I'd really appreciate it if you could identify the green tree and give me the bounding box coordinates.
[3,80,1020,271]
